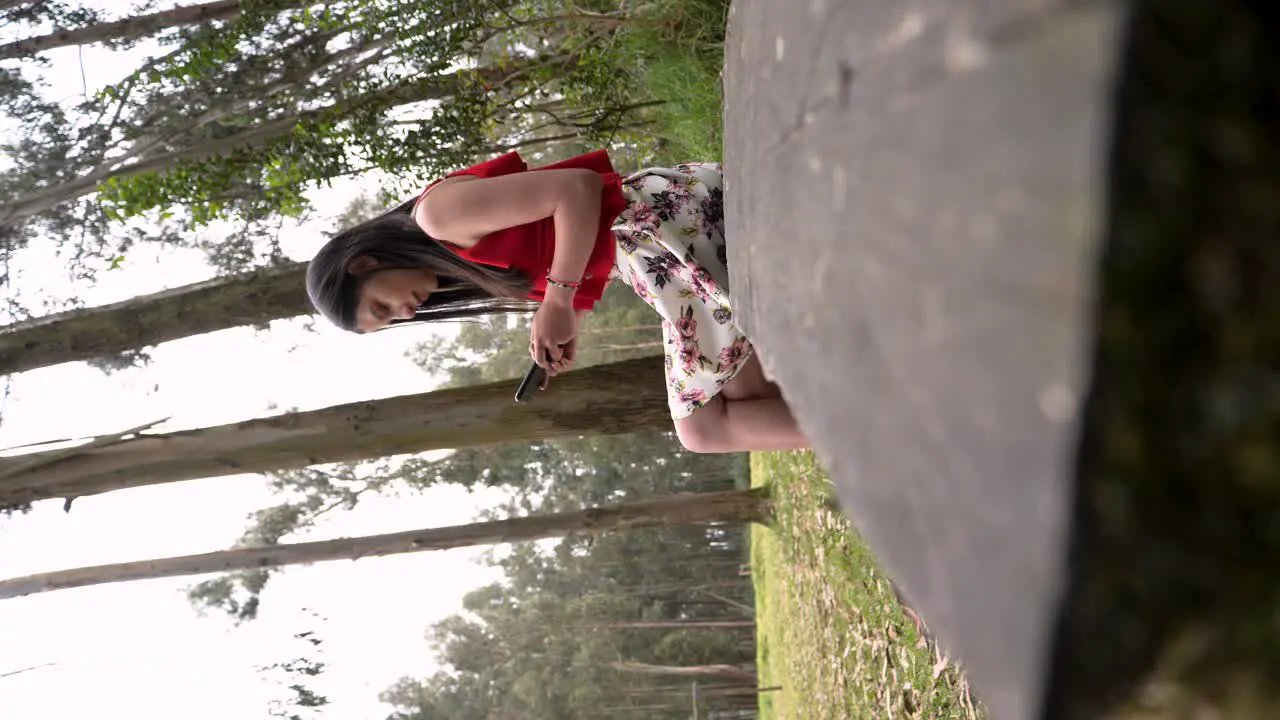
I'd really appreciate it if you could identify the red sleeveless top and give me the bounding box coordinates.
[416,150,628,311]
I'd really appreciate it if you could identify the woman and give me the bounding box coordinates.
[306,149,807,453]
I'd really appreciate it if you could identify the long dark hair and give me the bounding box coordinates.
[306,198,536,332]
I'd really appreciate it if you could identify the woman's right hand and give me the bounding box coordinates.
[529,298,579,376]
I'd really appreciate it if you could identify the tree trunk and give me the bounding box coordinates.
[609,661,758,683]
[599,342,664,353]
[0,0,258,60]
[590,621,756,630]
[691,587,755,616]
[0,487,771,600]
[0,356,670,507]
[696,685,783,697]
[579,324,664,336]
[0,262,308,376]
[6,114,302,223]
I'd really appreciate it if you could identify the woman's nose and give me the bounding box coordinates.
[394,302,416,320]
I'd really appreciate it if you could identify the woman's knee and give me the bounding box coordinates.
[719,354,780,402]
[673,401,728,454]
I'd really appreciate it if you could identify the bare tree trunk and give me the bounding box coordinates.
[0,0,257,60]
[692,587,756,616]
[599,342,664,352]
[0,262,308,376]
[0,356,670,508]
[579,324,663,336]
[0,663,59,678]
[2,116,304,225]
[0,487,771,600]
[696,684,783,697]
[591,621,756,629]
[609,661,758,683]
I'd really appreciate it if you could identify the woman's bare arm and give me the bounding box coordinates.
[414,168,603,307]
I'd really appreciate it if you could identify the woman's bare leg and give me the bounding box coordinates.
[717,351,779,401]
[673,354,810,453]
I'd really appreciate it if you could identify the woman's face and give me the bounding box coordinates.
[349,256,439,332]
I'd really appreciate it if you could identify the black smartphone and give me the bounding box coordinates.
[515,361,548,403]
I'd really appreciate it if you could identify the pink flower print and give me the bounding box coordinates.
[678,387,708,406]
[718,337,750,366]
[674,306,697,342]
[679,346,701,373]
[629,201,658,229]
[629,269,654,302]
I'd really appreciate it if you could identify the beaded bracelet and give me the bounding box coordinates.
[545,274,582,290]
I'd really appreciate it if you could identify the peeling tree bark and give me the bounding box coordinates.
[0,487,770,600]
[0,262,309,377]
[0,356,670,508]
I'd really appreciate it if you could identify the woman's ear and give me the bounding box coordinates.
[347,255,379,275]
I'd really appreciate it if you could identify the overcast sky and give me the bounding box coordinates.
[1,9,508,719]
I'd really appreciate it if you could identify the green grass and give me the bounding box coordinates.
[751,452,986,719]
[614,0,730,163]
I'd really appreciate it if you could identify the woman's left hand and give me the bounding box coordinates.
[529,299,579,375]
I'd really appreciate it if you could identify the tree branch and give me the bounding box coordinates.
[0,0,250,60]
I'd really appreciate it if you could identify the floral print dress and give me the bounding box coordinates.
[610,163,753,419]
